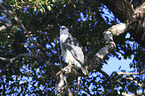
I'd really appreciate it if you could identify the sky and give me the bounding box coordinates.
[103,54,134,75]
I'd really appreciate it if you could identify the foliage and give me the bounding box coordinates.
[0,0,144,95]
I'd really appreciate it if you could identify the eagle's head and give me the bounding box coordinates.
[60,26,69,35]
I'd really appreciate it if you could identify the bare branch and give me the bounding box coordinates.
[121,92,134,96]
[106,23,127,36]
[56,64,73,76]
[99,69,110,80]
[98,23,127,60]
[56,64,83,95]
[0,53,42,63]
[0,25,7,31]
[0,18,12,31]
[0,53,42,76]
[126,77,142,87]
[56,73,73,96]
[88,22,128,72]
[76,76,81,96]
[117,91,141,96]
[117,71,145,75]
[116,72,144,87]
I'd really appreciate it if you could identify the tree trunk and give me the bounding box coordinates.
[100,0,145,48]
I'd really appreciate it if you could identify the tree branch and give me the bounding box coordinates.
[116,71,145,87]
[117,71,145,75]
[99,69,110,80]
[88,22,128,72]
[0,25,7,31]
[117,91,142,96]
[0,53,42,63]
[0,18,12,31]
[76,76,81,96]
[56,64,83,95]
[0,53,43,76]
[90,2,145,72]
[56,73,73,96]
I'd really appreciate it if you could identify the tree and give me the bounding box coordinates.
[0,0,144,95]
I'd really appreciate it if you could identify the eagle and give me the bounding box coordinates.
[60,26,88,76]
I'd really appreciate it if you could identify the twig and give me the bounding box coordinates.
[99,69,110,80]
[116,72,144,87]
[117,71,145,75]
[76,76,81,96]
[129,0,133,4]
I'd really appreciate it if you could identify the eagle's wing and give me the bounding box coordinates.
[60,33,84,64]
[60,33,68,60]
[67,34,85,64]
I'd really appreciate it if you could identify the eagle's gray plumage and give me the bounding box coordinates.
[60,26,88,76]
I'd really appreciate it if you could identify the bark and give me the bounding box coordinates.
[127,2,145,47]
[100,0,145,48]
[100,0,134,22]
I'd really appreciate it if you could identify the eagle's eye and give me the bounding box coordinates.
[61,28,66,30]
[61,27,66,30]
